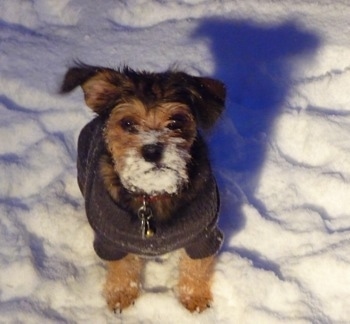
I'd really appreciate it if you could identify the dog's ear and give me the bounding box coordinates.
[60,63,123,114]
[190,76,226,129]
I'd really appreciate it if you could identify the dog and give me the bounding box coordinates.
[61,63,226,313]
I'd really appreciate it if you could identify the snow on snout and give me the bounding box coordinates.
[119,131,190,195]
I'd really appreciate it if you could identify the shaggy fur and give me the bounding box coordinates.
[61,62,225,312]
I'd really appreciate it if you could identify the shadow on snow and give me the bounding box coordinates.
[192,18,321,247]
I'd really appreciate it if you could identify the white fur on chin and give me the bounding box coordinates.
[119,144,190,196]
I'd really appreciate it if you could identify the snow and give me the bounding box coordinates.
[1,0,350,323]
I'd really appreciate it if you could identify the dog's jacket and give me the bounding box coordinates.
[77,117,223,260]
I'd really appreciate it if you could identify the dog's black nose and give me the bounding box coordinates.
[141,143,164,163]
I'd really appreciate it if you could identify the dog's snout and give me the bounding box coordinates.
[142,143,164,163]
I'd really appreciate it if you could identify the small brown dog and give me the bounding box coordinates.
[61,63,225,313]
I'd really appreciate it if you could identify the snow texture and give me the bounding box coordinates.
[1,0,350,323]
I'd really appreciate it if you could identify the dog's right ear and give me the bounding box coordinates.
[60,63,122,115]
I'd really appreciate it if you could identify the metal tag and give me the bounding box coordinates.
[138,198,155,239]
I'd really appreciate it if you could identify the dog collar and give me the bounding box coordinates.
[135,193,172,203]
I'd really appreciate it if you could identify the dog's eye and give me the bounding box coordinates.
[120,117,138,133]
[167,114,187,131]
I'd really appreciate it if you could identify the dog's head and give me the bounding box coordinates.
[61,63,225,196]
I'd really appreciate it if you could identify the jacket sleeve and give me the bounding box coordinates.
[185,225,224,259]
[93,234,128,261]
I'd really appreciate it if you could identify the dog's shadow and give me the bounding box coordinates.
[192,19,320,246]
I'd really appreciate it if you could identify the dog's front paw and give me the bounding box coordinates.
[178,253,215,313]
[178,283,212,313]
[105,283,139,312]
[104,255,143,312]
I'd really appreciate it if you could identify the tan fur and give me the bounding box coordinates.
[104,254,144,312]
[104,251,215,313]
[178,251,215,312]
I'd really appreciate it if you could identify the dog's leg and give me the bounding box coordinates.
[104,254,143,312]
[177,251,215,312]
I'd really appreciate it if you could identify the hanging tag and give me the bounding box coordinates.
[144,218,155,238]
[138,197,155,239]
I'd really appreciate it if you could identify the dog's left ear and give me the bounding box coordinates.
[190,76,226,129]
[60,63,124,115]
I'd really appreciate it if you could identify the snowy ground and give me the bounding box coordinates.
[1,0,350,323]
